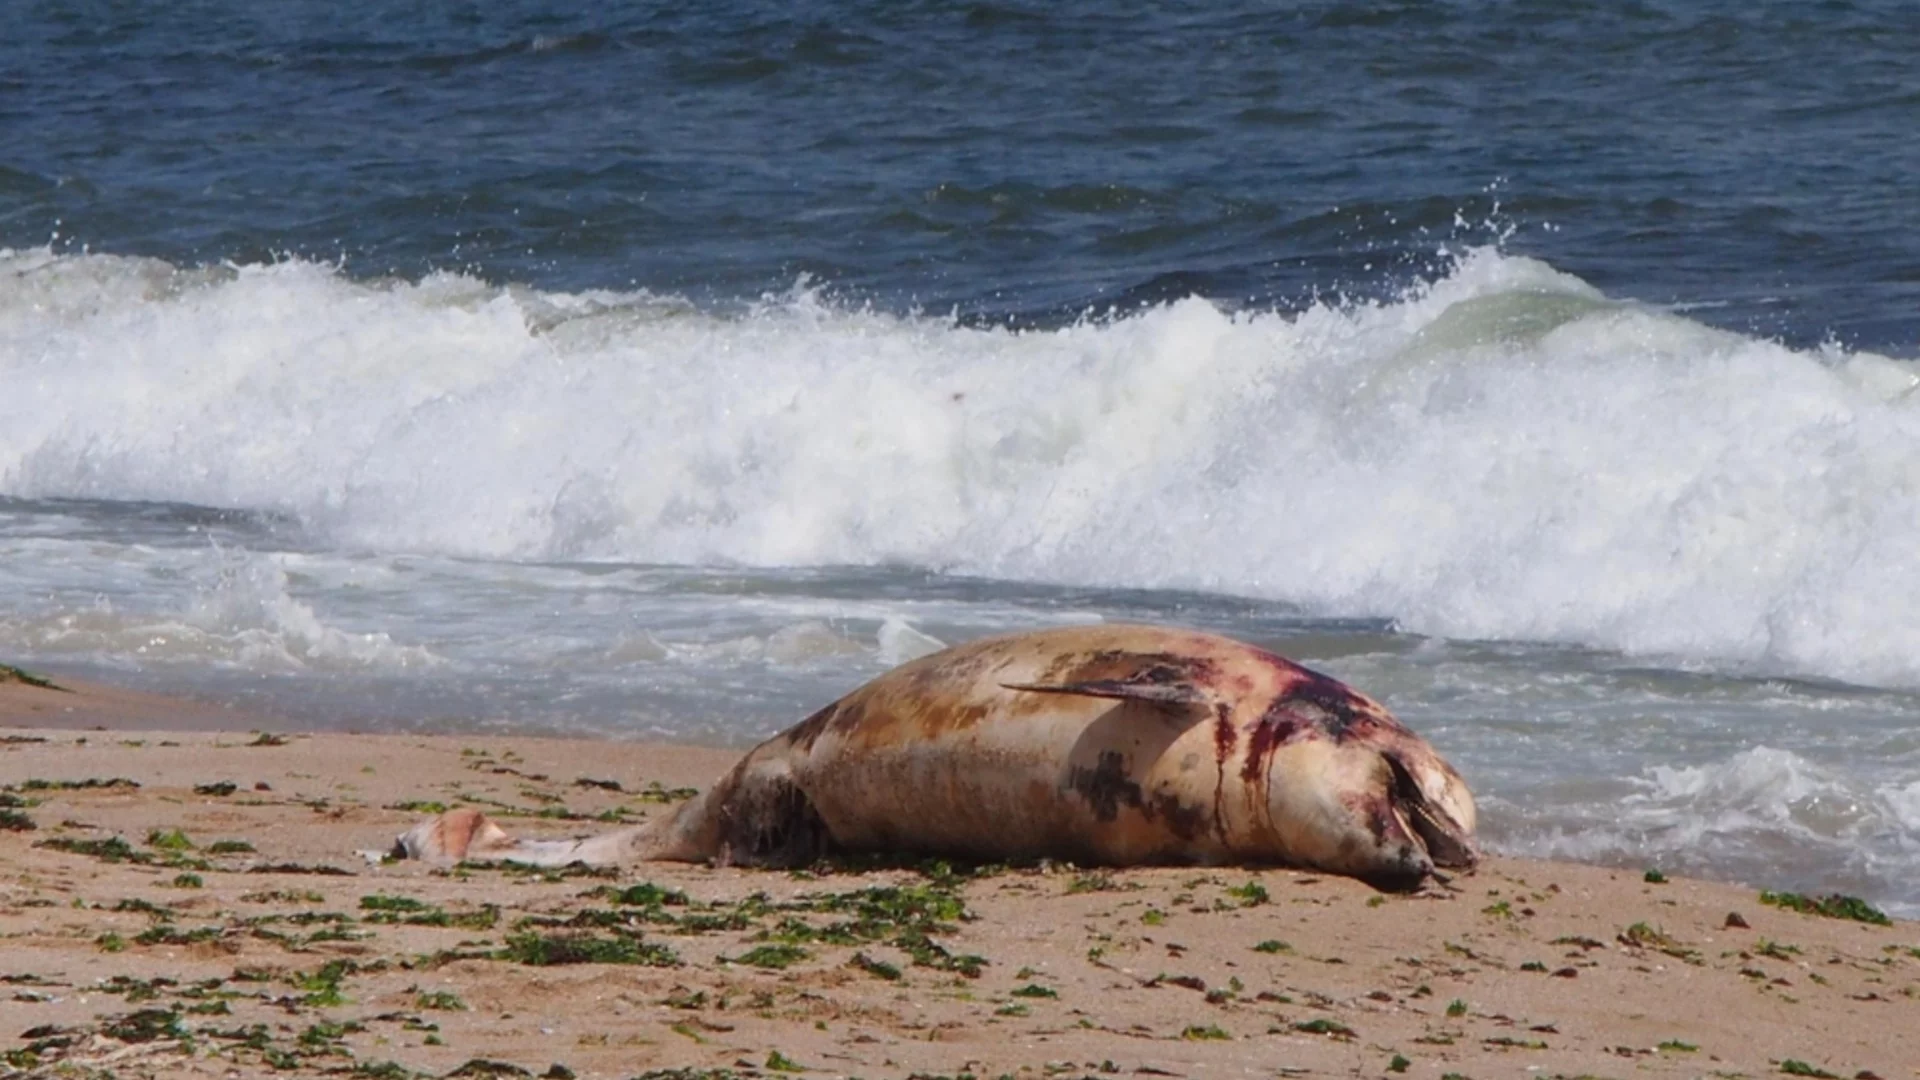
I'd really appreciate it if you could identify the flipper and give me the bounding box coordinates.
[388,753,812,870]
[1002,658,1216,707]
[392,792,718,868]
[392,807,648,867]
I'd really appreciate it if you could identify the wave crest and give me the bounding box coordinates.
[6,246,1920,686]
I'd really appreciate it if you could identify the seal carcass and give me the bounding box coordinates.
[396,624,1478,888]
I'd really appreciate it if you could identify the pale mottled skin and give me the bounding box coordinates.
[398,624,1477,888]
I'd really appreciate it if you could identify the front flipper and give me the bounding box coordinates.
[1002,657,1217,707]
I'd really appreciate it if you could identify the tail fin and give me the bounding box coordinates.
[392,798,711,867]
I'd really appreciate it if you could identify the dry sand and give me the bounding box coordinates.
[2,669,1916,1080]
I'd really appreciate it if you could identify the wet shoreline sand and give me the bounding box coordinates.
[2,673,1915,1079]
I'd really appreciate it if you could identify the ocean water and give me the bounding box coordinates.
[5,1,1919,912]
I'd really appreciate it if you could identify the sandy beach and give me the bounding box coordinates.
[1,670,1915,1080]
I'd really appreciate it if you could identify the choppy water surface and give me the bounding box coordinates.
[4,1,1919,911]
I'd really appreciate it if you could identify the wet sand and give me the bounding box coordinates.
[2,671,1915,1079]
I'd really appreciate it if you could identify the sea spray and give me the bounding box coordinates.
[7,246,1920,688]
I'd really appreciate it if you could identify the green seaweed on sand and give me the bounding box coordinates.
[1225,880,1269,906]
[1618,922,1704,965]
[1760,890,1893,927]
[635,780,701,803]
[38,835,149,863]
[294,960,360,1007]
[894,931,986,977]
[245,861,352,875]
[1293,1018,1357,1038]
[0,663,67,691]
[446,1061,534,1078]
[147,828,195,851]
[135,924,222,947]
[361,894,500,930]
[102,1007,188,1044]
[602,881,690,908]
[498,930,678,967]
[1066,870,1123,893]
[848,952,901,980]
[1483,1036,1548,1049]
[22,777,139,791]
[764,1050,807,1073]
[96,975,178,1002]
[727,943,810,969]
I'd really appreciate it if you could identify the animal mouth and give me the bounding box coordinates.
[1385,754,1478,871]
[1405,796,1477,869]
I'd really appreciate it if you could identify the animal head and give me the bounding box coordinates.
[1246,681,1478,889]
[1379,735,1479,878]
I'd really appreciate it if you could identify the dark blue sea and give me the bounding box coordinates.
[4,1,1919,910]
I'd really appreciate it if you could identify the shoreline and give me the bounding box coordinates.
[0,666,294,735]
[2,674,1916,1079]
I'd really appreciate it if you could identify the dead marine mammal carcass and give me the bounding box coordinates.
[395,624,1478,888]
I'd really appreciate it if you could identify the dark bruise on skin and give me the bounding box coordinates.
[1148,790,1210,842]
[1237,667,1402,785]
[1286,668,1395,740]
[1067,750,1145,822]
[1067,751,1212,844]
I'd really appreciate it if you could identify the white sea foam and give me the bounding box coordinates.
[6,246,1920,687]
[182,550,444,671]
[877,617,946,665]
[0,541,440,673]
[1490,746,1918,914]
[1639,746,1878,839]
[1884,779,1920,832]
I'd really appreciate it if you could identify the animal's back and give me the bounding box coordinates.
[774,624,1288,863]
